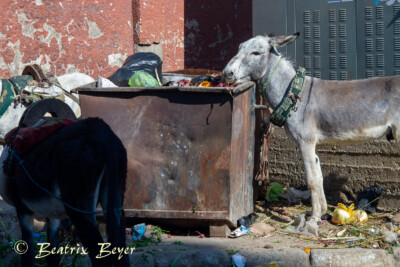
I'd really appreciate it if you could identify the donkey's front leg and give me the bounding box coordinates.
[17,212,34,267]
[299,142,326,222]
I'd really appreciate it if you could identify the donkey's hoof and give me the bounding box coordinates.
[303,218,319,235]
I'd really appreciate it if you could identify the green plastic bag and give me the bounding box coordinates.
[265,182,284,202]
[128,71,159,87]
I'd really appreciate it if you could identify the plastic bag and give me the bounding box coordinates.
[108,52,162,87]
[128,71,159,87]
[265,182,284,201]
[331,203,368,225]
[285,214,319,236]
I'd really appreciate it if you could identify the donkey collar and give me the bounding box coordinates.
[269,66,306,127]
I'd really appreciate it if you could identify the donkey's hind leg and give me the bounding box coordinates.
[65,207,109,267]
[45,218,61,267]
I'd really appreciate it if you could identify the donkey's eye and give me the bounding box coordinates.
[251,51,261,56]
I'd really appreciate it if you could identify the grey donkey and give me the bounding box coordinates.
[223,33,400,234]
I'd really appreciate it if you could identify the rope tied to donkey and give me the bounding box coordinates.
[10,149,123,215]
[261,57,282,94]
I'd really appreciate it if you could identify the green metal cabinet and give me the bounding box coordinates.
[253,0,400,80]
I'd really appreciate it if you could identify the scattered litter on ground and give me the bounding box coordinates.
[132,223,146,240]
[285,213,319,236]
[230,225,250,238]
[265,182,284,202]
[336,228,346,237]
[356,186,383,213]
[261,261,281,267]
[383,230,398,244]
[331,203,368,225]
[249,223,275,236]
[391,213,400,224]
[125,228,132,235]
[279,187,311,203]
[237,213,259,228]
[251,197,400,252]
[142,225,169,241]
[194,231,205,238]
[232,253,246,267]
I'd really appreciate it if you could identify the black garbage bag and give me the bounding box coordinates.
[356,185,383,213]
[237,213,258,228]
[108,52,162,87]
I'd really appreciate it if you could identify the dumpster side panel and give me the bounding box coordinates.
[79,91,234,220]
[230,87,256,224]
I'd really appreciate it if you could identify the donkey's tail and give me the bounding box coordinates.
[103,121,129,266]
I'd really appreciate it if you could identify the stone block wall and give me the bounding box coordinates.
[268,127,400,209]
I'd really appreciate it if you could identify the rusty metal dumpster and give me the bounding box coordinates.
[76,81,258,236]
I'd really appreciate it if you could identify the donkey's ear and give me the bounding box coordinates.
[270,32,300,48]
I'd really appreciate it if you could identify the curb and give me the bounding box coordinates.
[129,245,398,267]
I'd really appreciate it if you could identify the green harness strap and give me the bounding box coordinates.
[0,80,16,117]
[269,66,306,127]
[8,75,34,95]
[0,74,63,117]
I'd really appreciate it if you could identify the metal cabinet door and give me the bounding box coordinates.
[356,0,400,78]
[294,0,357,80]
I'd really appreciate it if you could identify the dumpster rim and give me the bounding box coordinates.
[72,81,255,95]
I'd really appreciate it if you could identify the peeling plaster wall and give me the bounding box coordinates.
[133,0,185,71]
[1,1,252,78]
[0,0,134,78]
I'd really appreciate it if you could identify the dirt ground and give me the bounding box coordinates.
[245,199,399,252]
[124,197,400,255]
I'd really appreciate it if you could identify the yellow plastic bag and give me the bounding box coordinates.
[331,203,368,225]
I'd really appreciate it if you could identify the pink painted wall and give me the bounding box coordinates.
[134,0,185,71]
[0,0,134,77]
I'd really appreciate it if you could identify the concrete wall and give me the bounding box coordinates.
[268,127,400,209]
[0,0,134,77]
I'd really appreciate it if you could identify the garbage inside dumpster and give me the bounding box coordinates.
[108,52,163,87]
[167,74,234,87]
[128,71,159,87]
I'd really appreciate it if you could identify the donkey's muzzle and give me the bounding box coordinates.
[222,70,235,83]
